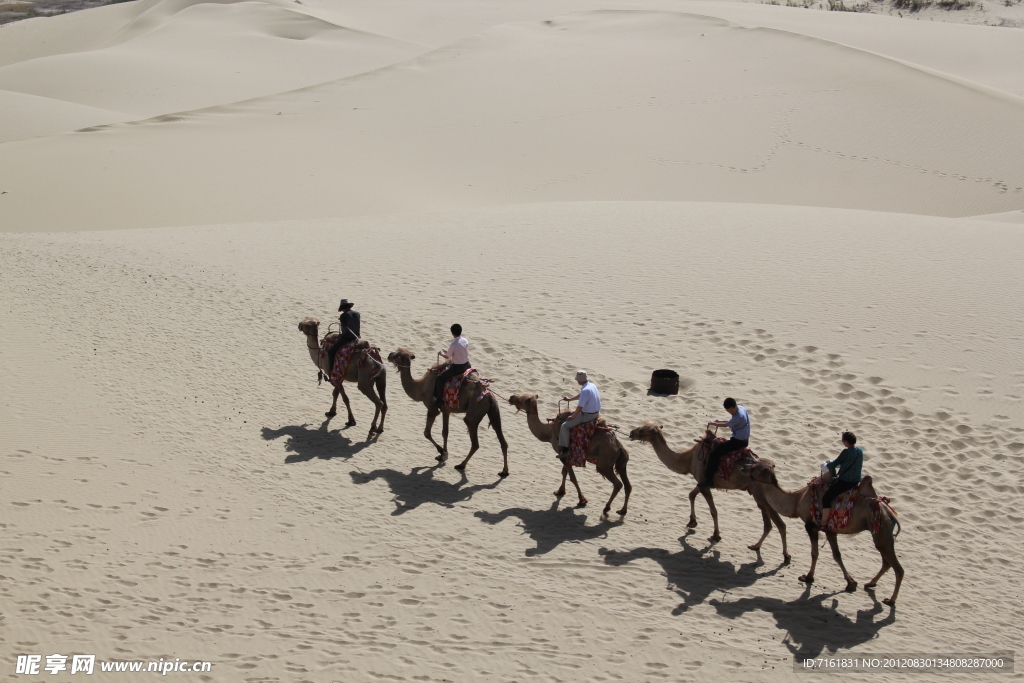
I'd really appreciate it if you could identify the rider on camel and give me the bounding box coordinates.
[558,371,601,460]
[817,431,864,530]
[326,298,360,375]
[702,397,750,488]
[430,324,470,410]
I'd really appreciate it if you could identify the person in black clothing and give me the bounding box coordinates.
[327,298,361,374]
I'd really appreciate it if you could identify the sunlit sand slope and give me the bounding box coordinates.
[1,10,1022,231]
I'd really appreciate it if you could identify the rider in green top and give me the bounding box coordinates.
[819,431,864,529]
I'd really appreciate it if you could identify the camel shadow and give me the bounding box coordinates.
[709,583,897,660]
[349,465,502,515]
[599,534,784,613]
[475,500,624,557]
[261,419,375,463]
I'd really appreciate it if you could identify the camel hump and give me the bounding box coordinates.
[322,331,339,345]
[858,475,876,498]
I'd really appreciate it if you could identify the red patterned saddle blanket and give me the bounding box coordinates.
[809,477,897,534]
[439,367,492,409]
[709,437,755,483]
[809,477,860,533]
[318,337,358,387]
[567,420,611,468]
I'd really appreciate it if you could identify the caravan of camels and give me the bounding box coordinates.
[298,304,904,606]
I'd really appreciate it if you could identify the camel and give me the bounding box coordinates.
[386,348,509,477]
[507,393,631,517]
[297,317,387,440]
[746,460,904,605]
[628,422,789,561]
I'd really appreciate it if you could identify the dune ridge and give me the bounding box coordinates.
[2,9,1022,232]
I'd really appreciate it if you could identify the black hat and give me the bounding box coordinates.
[338,299,354,311]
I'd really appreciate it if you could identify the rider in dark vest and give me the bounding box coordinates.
[327,299,361,375]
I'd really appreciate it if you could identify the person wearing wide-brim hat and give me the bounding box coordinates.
[557,370,601,460]
[327,298,361,373]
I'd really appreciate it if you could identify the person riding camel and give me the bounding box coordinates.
[326,298,361,374]
[430,324,471,410]
[702,397,750,488]
[558,371,601,460]
[817,431,864,530]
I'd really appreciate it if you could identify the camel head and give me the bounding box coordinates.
[298,317,320,336]
[387,348,415,367]
[628,421,664,442]
[507,393,539,414]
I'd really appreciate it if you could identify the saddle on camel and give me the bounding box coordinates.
[564,419,613,468]
[318,334,380,387]
[700,433,757,490]
[433,363,491,409]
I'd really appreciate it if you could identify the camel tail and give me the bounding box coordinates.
[892,513,901,538]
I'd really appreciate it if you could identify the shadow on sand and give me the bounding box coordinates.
[349,464,503,515]
[599,532,784,614]
[475,500,625,557]
[261,418,376,463]
[709,583,897,659]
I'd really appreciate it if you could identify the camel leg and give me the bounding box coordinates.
[610,456,626,516]
[338,384,356,427]
[567,466,586,507]
[326,385,340,418]
[441,411,452,458]
[748,505,773,552]
[687,486,700,529]
[374,372,388,434]
[453,415,480,471]
[600,466,623,517]
[357,377,384,440]
[555,464,586,506]
[799,525,820,584]
[826,532,857,592]
[865,557,890,591]
[489,400,510,478]
[885,551,904,606]
[768,508,790,564]
[554,462,568,497]
[699,488,721,542]
[867,525,904,605]
[424,408,446,460]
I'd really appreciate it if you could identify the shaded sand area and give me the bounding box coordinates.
[2,1,1024,681]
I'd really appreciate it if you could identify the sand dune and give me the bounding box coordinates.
[0,88,132,143]
[0,0,425,128]
[2,1,1023,680]
[1,10,1022,231]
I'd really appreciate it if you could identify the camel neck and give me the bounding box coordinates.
[305,329,321,367]
[398,362,427,403]
[649,432,694,476]
[524,407,554,442]
[760,482,802,519]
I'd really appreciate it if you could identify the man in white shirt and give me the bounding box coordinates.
[431,324,471,410]
[558,370,601,459]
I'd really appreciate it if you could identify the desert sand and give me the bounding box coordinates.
[2,0,1023,681]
